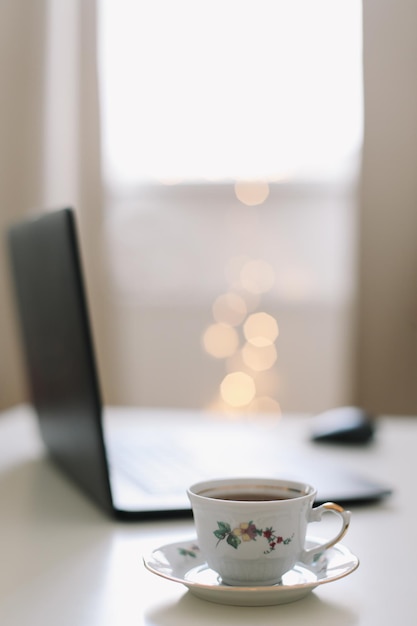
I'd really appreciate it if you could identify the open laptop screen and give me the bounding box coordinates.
[7,208,114,514]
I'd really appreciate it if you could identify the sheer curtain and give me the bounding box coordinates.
[0,0,114,409]
[0,0,46,407]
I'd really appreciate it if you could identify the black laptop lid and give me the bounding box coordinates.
[7,208,114,514]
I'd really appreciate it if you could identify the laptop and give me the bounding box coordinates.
[6,208,391,519]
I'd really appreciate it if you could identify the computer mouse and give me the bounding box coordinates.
[310,406,376,445]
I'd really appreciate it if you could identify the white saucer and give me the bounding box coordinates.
[143,537,359,607]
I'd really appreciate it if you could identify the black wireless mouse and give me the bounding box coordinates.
[310,406,376,445]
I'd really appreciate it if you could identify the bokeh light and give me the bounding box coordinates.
[243,312,279,347]
[234,180,270,206]
[212,292,247,327]
[241,342,277,372]
[202,323,239,359]
[220,371,256,407]
[248,396,282,415]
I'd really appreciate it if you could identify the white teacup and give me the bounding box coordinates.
[187,477,351,587]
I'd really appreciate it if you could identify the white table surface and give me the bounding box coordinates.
[0,404,415,625]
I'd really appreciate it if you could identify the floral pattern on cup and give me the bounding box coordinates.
[214,521,294,554]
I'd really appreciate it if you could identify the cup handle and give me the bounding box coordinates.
[301,502,351,563]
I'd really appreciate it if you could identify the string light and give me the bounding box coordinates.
[202,247,281,413]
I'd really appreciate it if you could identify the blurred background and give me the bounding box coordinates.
[1,0,416,416]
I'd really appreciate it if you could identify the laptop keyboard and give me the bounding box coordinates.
[108,439,215,495]
[104,415,287,502]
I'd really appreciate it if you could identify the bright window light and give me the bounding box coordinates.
[99,0,362,186]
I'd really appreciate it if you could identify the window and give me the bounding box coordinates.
[97,1,363,413]
[99,0,362,188]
